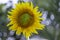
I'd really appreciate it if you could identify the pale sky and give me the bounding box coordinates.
[0,0,18,4]
[0,0,29,4]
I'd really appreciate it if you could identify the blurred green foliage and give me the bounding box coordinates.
[32,0,60,40]
[0,4,8,32]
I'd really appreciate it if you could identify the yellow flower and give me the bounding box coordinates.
[7,2,44,38]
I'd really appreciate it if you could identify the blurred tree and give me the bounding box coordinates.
[0,0,60,40]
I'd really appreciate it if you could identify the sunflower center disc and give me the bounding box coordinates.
[19,13,33,28]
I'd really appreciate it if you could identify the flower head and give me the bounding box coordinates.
[7,2,44,38]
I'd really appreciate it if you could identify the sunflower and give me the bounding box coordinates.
[7,2,44,39]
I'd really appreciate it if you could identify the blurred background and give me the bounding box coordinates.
[0,0,60,40]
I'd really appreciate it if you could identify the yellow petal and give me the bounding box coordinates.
[16,27,22,35]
